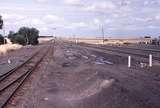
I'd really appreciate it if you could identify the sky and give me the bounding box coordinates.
[0,0,160,38]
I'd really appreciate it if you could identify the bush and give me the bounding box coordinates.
[0,34,5,45]
[8,31,15,39]
[8,27,39,45]
[104,39,109,41]
[11,34,26,45]
[123,42,131,45]
[152,38,160,45]
[18,27,39,45]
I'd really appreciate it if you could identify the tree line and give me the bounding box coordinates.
[0,15,39,45]
[0,27,39,45]
[152,37,160,45]
[8,27,39,45]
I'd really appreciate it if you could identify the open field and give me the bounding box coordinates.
[66,37,152,45]
[0,39,160,108]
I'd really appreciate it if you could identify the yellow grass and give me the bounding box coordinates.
[0,44,22,55]
[67,38,152,45]
[38,37,53,43]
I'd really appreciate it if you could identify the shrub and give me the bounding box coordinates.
[0,34,5,45]
[8,27,39,45]
[104,39,109,41]
[8,31,15,39]
[11,34,26,45]
[18,27,39,45]
[151,38,160,45]
[123,42,131,45]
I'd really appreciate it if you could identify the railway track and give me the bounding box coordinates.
[70,43,160,107]
[0,45,51,108]
[79,43,160,61]
[102,45,160,53]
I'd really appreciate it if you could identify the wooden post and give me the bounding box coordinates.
[128,56,131,68]
[149,54,152,67]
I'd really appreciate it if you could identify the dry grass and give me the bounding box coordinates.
[38,37,53,43]
[0,44,22,55]
[68,38,151,45]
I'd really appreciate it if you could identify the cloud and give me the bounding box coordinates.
[105,19,112,24]
[155,15,160,20]
[35,0,48,3]
[43,15,64,23]
[68,22,88,29]
[2,13,25,21]
[118,0,131,6]
[84,1,116,12]
[42,15,67,29]
[64,0,82,6]
[93,18,101,25]
[31,18,45,26]
[1,0,160,37]
[147,25,157,29]
[143,0,159,6]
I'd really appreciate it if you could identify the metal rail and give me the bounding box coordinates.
[101,45,160,53]
[0,49,40,81]
[82,44,160,61]
[0,45,51,108]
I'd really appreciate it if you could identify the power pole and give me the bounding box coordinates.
[52,27,56,43]
[101,25,105,44]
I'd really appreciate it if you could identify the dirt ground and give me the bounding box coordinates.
[0,45,44,76]
[4,40,160,108]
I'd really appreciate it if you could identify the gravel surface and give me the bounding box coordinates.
[9,41,160,108]
[0,45,43,76]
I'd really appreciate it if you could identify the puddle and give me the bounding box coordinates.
[65,49,79,60]
[95,56,113,65]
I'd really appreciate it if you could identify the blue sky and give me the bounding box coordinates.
[0,0,160,38]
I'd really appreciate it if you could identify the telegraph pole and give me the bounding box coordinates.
[101,25,105,44]
[52,27,56,43]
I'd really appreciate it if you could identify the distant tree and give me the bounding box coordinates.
[8,27,39,45]
[18,27,39,45]
[152,38,159,45]
[104,39,109,41]
[11,34,26,45]
[0,15,3,29]
[144,36,151,38]
[0,34,5,44]
[8,31,15,39]
[158,36,160,45]
[18,27,30,44]
[28,28,39,45]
